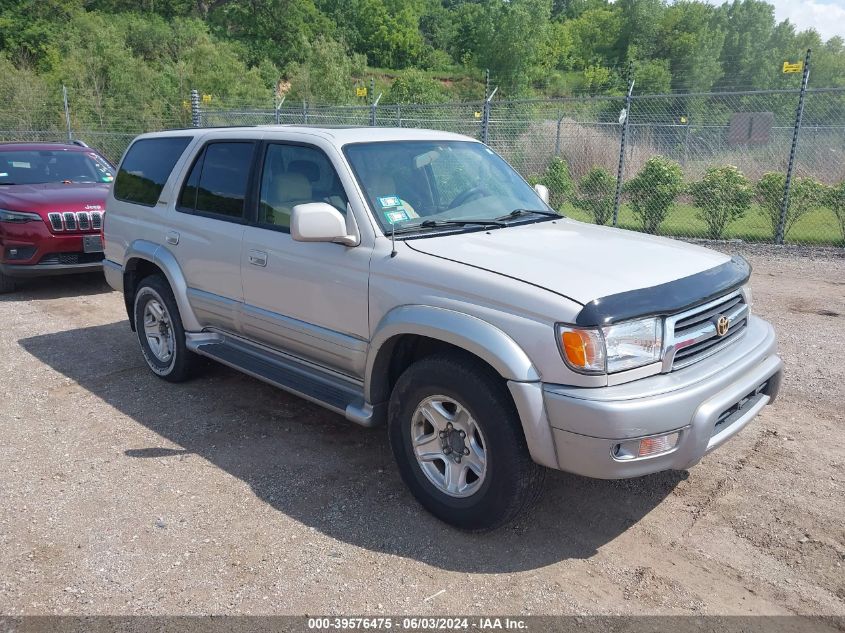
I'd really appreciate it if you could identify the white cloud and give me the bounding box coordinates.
[770,0,845,41]
[695,0,845,41]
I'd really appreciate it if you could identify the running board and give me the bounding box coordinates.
[186,333,377,427]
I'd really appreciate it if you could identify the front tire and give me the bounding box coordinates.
[133,275,197,382]
[388,353,545,531]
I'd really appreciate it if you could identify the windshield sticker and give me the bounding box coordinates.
[11,161,30,168]
[378,195,402,208]
[383,208,410,224]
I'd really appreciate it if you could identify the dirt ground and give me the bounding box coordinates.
[0,245,843,617]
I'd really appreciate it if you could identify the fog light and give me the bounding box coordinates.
[613,431,681,461]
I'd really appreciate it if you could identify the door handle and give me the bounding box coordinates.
[248,250,268,267]
[165,231,180,245]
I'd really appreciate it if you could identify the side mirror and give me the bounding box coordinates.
[534,183,550,204]
[291,202,358,246]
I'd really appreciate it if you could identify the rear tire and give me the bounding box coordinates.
[0,271,16,294]
[388,353,545,531]
[133,274,197,382]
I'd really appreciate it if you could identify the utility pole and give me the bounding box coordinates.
[612,64,635,227]
[777,48,811,244]
[62,85,72,141]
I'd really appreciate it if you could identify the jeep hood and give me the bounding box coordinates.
[0,182,109,214]
[404,218,732,308]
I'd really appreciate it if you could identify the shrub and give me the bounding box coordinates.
[575,167,615,225]
[689,165,753,239]
[825,181,845,241]
[756,173,827,239]
[540,156,574,209]
[624,156,684,234]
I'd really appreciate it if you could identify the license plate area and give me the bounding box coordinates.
[82,235,104,253]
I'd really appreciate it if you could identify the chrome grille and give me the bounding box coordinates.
[91,211,103,229]
[63,212,77,230]
[48,212,64,231]
[664,291,748,371]
[76,212,91,230]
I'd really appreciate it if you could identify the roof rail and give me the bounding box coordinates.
[71,139,89,148]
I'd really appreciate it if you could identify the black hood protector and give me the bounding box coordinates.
[575,255,751,327]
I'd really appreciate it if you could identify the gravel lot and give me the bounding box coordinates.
[0,245,843,617]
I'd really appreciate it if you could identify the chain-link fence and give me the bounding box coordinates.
[4,80,844,246]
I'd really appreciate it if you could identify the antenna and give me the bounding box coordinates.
[390,221,397,258]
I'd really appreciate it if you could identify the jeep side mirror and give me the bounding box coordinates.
[534,183,550,204]
[291,202,358,246]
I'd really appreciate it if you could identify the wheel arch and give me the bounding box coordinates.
[122,240,200,332]
[365,305,539,406]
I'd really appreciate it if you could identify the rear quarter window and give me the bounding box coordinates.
[114,137,192,206]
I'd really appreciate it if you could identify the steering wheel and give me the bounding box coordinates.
[448,186,488,210]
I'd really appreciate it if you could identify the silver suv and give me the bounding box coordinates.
[103,127,783,530]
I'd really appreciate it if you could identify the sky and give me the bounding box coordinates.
[762,0,845,40]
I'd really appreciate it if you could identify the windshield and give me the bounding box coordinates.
[0,149,114,185]
[344,141,551,233]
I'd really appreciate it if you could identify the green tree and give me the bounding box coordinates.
[826,181,845,241]
[625,156,684,234]
[756,173,826,239]
[286,35,366,104]
[384,69,447,104]
[540,156,574,209]
[575,167,615,225]
[563,8,624,70]
[205,0,334,69]
[473,0,553,94]
[617,0,666,61]
[689,165,753,239]
[656,1,725,93]
[715,0,778,90]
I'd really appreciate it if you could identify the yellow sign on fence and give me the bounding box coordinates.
[356,87,368,97]
[201,93,212,104]
[783,61,803,74]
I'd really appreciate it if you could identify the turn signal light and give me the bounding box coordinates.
[613,431,681,461]
[559,328,605,373]
[638,432,680,457]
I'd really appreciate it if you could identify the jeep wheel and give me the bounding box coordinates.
[133,275,197,382]
[0,271,16,294]
[388,353,545,531]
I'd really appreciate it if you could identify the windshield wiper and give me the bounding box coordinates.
[393,218,507,234]
[420,218,507,228]
[495,208,561,222]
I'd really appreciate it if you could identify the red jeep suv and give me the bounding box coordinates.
[0,142,114,293]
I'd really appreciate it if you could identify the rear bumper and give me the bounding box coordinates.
[0,260,103,278]
[515,315,782,478]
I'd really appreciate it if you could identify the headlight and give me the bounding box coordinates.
[0,209,42,223]
[741,284,753,309]
[557,317,663,374]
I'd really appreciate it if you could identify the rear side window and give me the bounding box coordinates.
[177,141,255,219]
[114,137,191,206]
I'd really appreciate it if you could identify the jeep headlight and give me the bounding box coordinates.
[0,208,42,223]
[557,317,663,374]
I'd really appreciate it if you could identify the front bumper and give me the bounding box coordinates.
[540,315,782,479]
[2,219,103,278]
[0,260,103,278]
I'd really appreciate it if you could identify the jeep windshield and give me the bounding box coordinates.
[344,140,555,235]
[0,150,114,185]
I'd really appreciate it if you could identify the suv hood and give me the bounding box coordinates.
[404,218,730,307]
[0,182,109,214]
